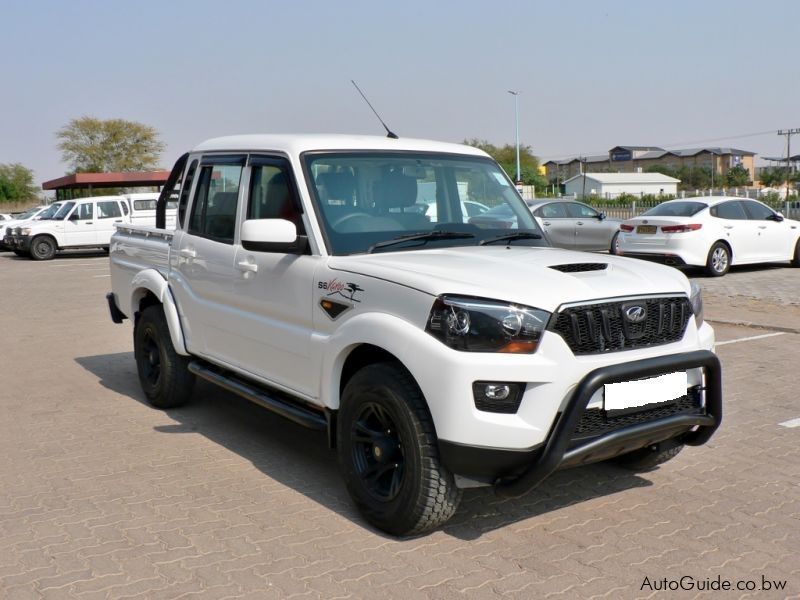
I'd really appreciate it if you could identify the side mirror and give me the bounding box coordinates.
[597,212,607,221]
[241,219,306,253]
[768,212,784,222]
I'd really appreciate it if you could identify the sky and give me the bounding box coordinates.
[2,0,799,189]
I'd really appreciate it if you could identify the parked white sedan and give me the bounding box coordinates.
[616,197,800,276]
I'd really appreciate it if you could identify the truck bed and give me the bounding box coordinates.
[110,225,173,318]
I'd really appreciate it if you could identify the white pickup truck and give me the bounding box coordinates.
[12,193,172,260]
[108,134,721,535]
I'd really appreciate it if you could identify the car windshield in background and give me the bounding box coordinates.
[53,202,76,220]
[303,152,545,255]
[644,201,708,217]
[37,203,63,219]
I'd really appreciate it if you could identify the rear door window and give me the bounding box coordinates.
[188,157,245,244]
[97,201,122,219]
[711,201,748,220]
[539,203,569,218]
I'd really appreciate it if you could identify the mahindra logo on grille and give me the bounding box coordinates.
[624,305,647,323]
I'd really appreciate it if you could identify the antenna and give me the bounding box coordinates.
[351,80,398,139]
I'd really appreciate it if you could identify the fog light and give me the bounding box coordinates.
[472,381,524,414]
[484,384,511,400]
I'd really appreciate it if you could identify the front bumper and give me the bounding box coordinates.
[15,235,31,252]
[438,349,721,496]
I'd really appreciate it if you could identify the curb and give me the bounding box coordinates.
[706,317,800,335]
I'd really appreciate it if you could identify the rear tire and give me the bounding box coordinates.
[134,305,195,409]
[612,439,684,472]
[609,231,620,255]
[791,239,800,267]
[705,242,730,277]
[30,236,56,261]
[338,363,461,536]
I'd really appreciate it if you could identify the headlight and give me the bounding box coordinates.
[426,295,551,353]
[690,281,704,327]
[20,227,31,236]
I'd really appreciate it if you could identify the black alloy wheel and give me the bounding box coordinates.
[351,402,406,502]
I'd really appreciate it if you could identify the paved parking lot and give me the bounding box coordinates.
[1,253,798,599]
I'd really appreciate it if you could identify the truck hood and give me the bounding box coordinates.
[328,246,691,311]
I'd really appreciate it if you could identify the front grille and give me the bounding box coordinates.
[550,296,692,355]
[549,263,608,273]
[572,393,703,443]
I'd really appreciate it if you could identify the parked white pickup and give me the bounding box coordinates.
[11,193,176,260]
[107,134,722,535]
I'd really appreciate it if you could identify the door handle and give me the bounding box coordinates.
[543,221,551,226]
[86,221,93,225]
[576,221,584,225]
[179,248,196,259]
[115,220,123,223]
[236,261,258,273]
[758,225,767,229]
[723,225,734,229]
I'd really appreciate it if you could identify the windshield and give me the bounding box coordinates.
[644,201,707,217]
[53,202,76,220]
[304,152,546,255]
[37,202,64,220]
[16,208,41,220]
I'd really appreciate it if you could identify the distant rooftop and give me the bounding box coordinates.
[563,172,681,184]
[42,171,171,191]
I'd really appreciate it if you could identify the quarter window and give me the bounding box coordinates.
[188,161,244,244]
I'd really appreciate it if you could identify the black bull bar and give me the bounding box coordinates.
[495,350,722,498]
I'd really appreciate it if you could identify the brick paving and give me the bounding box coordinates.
[1,253,798,599]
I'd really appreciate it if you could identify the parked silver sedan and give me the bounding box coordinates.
[528,200,621,252]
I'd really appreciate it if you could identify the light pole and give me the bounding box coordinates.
[507,90,521,186]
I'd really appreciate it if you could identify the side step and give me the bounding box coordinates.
[188,362,328,432]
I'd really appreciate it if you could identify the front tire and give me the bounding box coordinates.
[705,241,730,277]
[612,439,684,472]
[134,305,195,409]
[338,363,461,536]
[791,239,800,267]
[30,236,56,261]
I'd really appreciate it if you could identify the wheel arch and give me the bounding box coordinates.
[711,238,733,262]
[129,269,189,355]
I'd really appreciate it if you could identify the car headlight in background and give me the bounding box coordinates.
[426,295,551,353]
[690,281,704,327]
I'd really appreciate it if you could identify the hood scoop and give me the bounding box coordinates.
[549,263,609,273]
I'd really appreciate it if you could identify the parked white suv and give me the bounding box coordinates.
[108,135,722,535]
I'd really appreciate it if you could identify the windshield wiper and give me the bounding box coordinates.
[479,232,542,246]
[367,230,475,253]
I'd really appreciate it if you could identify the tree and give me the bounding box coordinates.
[0,163,37,204]
[725,164,751,187]
[464,138,547,189]
[56,116,165,173]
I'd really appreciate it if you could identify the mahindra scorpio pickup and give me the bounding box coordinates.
[107,134,721,535]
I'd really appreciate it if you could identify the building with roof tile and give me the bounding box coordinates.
[544,145,756,185]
